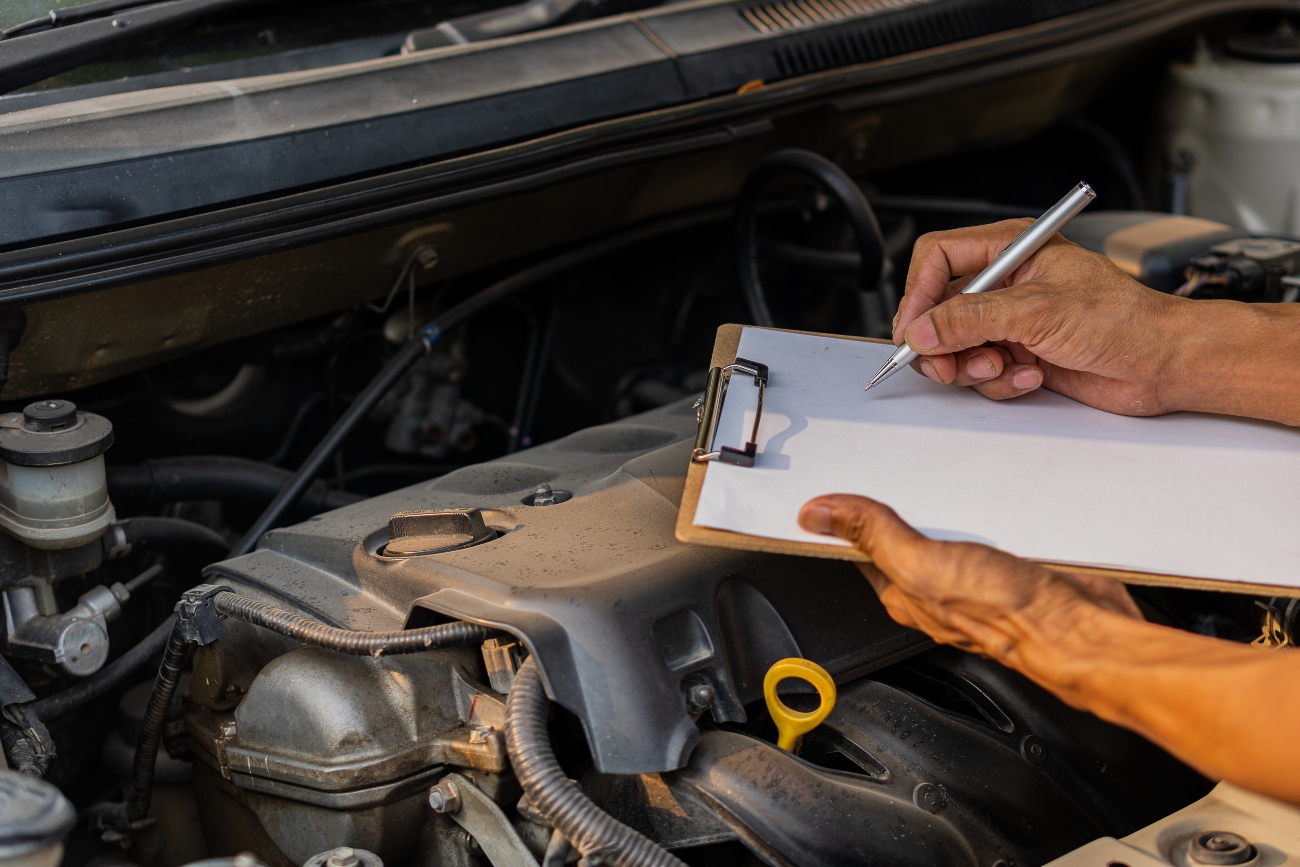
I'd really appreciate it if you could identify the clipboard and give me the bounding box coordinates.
[675,324,1300,599]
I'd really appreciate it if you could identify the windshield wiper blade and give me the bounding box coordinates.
[2,0,168,39]
[0,0,266,96]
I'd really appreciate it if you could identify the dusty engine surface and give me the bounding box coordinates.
[185,399,1210,866]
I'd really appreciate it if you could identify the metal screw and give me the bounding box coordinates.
[912,782,945,814]
[111,17,128,26]
[532,484,557,506]
[684,682,715,714]
[416,246,440,269]
[1190,831,1256,865]
[468,724,493,744]
[1020,734,1048,766]
[324,849,360,867]
[429,779,462,814]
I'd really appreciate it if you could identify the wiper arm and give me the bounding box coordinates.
[0,0,267,96]
[2,0,168,39]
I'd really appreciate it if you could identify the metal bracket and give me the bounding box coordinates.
[692,357,768,468]
[432,772,541,867]
[175,584,230,645]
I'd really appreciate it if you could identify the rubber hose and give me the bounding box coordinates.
[116,517,229,562]
[212,591,494,655]
[505,657,687,867]
[231,205,730,558]
[32,616,176,720]
[126,623,190,821]
[734,149,885,328]
[107,457,361,515]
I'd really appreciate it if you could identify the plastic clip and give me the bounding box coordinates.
[175,584,230,645]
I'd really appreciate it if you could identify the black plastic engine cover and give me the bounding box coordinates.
[205,398,929,774]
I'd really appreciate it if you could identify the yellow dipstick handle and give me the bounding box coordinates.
[763,657,836,753]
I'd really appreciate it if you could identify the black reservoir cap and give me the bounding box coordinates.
[0,400,113,467]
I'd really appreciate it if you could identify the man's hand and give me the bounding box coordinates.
[797,494,1141,663]
[890,220,1300,426]
[799,493,1300,806]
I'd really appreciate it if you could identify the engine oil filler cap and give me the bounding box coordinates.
[383,508,497,557]
[764,657,837,753]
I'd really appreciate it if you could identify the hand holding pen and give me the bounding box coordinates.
[867,182,1095,391]
[870,190,1297,420]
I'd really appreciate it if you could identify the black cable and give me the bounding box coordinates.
[31,616,175,720]
[735,149,885,329]
[506,657,686,867]
[231,205,730,558]
[507,304,542,454]
[1062,117,1145,210]
[125,623,189,822]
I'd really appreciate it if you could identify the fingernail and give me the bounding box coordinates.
[1013,368,1042,390]
[907,317,940,351]
[800,504,833,535]
[966,355,994,379]
[920,359,937,380]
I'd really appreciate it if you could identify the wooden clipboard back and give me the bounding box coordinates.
[675,324,1300,599]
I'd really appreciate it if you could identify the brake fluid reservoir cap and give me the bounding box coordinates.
[0,400,113,467]
[383,508,497,557]
[0,769,75,857]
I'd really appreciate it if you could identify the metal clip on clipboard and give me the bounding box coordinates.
[692,357,768,467]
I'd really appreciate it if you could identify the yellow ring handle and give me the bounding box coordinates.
[763,657,836,753]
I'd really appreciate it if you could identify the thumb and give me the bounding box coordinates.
[799,494,926,566]
[904,284,1056,357]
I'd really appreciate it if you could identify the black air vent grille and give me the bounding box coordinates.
[747,0,1122,79]
[741,0,923,34]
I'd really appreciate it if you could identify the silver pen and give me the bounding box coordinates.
[865,181,1097,391]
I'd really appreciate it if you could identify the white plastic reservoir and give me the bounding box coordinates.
[1165,36,1300,233]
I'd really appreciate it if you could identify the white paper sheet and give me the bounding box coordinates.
[693,327,1300,588]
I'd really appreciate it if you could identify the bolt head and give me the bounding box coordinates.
[324,848,360,867]
[1020,734,1048,766]
[912,782,945,814]
[429,779,462,814]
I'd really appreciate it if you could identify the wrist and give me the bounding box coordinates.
[1161,299,1300,424]
[997,590,1144,713]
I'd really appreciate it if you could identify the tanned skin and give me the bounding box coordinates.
[799,221,1300,806]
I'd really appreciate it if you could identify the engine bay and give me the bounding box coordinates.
[3,1,1300,864]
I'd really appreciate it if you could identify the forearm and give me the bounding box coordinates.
[1165,299,1300,425]
[1005,598,1300,804]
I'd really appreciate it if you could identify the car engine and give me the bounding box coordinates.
[1,1,1299,865]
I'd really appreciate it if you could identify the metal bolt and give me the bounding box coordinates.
[468,724,493,744]
[324,849,360,867]
[1020,734,1048,766]
[912,782,945,814]
[1190,831,1256,865]
[416,246,440,269]
[429,779,462,814]
[684,682,715,714]
[532,484,557,506]
[111,17,128,26]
